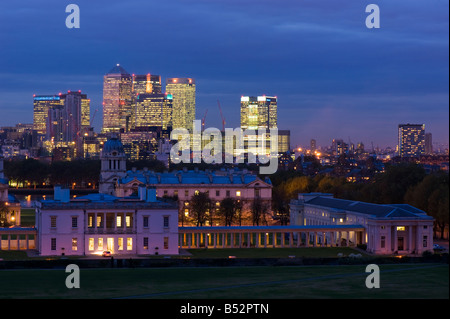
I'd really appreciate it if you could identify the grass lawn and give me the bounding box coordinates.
[0,264,447,299]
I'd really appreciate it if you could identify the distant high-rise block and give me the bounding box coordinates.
[240,96,277,130]
[398,124,425,157]
[425,132,433,154]
[102,64,133,133]
[310,139,317,152]
[165,78,196,132]
[132,74,162,95]
[33,95,62,135]
[133,93,173,130]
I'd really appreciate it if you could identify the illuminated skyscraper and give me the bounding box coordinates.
[132,74,162,95]
[102,64,133,133]
[165,78,196,131]
[133,93,173,130]
[33,95,62,135]
[240,96,277,130]
[398,124,425,157]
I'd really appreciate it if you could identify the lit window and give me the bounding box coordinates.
[118,238,123,251]
[72,238,78,251]
[339,218,344,223]
[97,215,102,227]
[126,215,131,227]
[143,237,149,250]
[127,238,133,250]
[195,190,200,195]
[184,209,189,217]
[88,215,93,228]
[116,215,122,228]
[396,226,405,231]
[88,238,94,251]
[98,238,103,251]
[236,191,241,197]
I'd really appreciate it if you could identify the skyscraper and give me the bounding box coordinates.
[425,132,433,154]
[133,93,173,130]
[132,74,162,95]
[33,95,62,135]
[165,78,196,132]
[240,96,277,130]
[398,124,425,157]
[60,90,90,142]
[102,64,133,133]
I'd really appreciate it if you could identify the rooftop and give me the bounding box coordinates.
[302,195,432,220]
[118,168,272,186]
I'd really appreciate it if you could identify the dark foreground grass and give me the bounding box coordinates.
[186,247,369,258]
[0,264,447,299]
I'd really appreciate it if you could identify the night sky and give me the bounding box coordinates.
[0,0,448,149]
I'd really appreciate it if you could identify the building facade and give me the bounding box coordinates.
[240,96,277,130]
[35,186,179,256]
[132,74,162,95]
[165,78,196,132]
[398,124,425,158]
[112,168,273,226]
[102,64,133,133]
[133,93,173,130]
[290,193,434,255]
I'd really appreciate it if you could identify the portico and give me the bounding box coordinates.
[179,225,365,249]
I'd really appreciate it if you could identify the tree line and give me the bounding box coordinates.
[177,192,271,227]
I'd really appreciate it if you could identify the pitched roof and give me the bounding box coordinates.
[305,196,432,219]
[118,169,272,187]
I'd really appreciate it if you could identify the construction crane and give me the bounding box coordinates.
[90,108,98,127]
[217,100,225,132]
[201,109,208,131]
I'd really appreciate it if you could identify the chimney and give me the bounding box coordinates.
[54,185,62,201]
[60,188,70,203]
[138,185,147,201]
[146,187,157,202]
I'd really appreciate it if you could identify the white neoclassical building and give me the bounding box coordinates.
[35,186,179,256]
[290,193,434,255]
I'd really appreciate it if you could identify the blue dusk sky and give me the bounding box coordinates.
[0,0,448,149]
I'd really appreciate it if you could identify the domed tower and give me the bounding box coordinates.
[99,135,127,195]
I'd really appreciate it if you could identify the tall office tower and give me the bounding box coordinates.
[425,132,433,154]
[165,78,196,131]
[133,93,173,130]
[240,96,277,130]
[80,95,91,130]
[132,74,162,95]
[33,95,63,135]
[59,90,89,143]
[102,64,133,133]
[398,124,425,157]
[46,104,65,143]
[310,139,317,152]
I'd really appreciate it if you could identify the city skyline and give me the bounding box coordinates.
[0,0,448,149]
